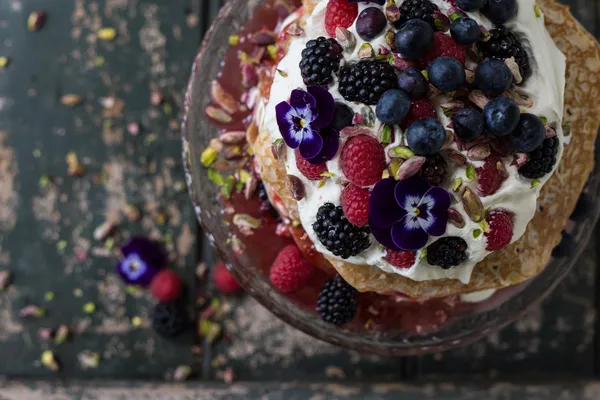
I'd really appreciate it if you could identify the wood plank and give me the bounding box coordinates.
[0,0,201,379]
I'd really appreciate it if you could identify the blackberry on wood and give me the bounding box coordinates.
[299,37,344,87]
[317,275,359,325]
[519,136,559,179]
[312,203,371,259]
[338,61,398,105]
[395,0,439,29]
[478,26,531,80]
[421,154,448,186]
[151,302,189,338]
[427,237,468,269]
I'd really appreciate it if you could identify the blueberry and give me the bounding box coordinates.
[427,56,466,92]
[452,108,484,141]
[481,0,517,25]
[395,19,434,60]
[508,113,546,152]
[356,7,387,41]
[552,231,576,258]
[331,102,355,132]
[376,89,411,125]
[398,68,429,99]
[483,97,520,136]
[450,17,481,45]
[406,118,446,156]
[455,0,486,11]
[475,58,513,98]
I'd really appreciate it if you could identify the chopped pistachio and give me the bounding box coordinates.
[292,220,301,228]
[267,45,278,60]
[479,219,490,233]
[531,179,541,188]
[0,270,11,290]
[208,168,224,186]
[20,305,45,317]
[320,172,334,178]
[465,164,476,181]
[388,161,401,181]
[276,69,288,77]
[78,351,100,370]
[450,177,462,192]
[380,125,392,144]
[98,27,117,41]
[228,35,240,46]
[54,324,69,345]
[104,237,115,249]
[41,350,59,371]
[39,175,50,188]
[392,146,414,159]
[534,3,541,17]
[94,56,105,66]
[44,291,55,302]
[199,319,222,343]
[0,57,9,68]
[238,169,251,184]
[61,94,83,107]
[173,365,192,381]
[131,316,142,327]
[83,302,96,314]
[419,248,427,260]
[473,229,482,239]
[273,138,283,145]
[73,288,83,297]
[56,240,67,252]
[317,179,326,188]
[221,176,235,199]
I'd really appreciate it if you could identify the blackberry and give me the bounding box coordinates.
[338,61,398,105]
[257,181,280,219]
[257,181,269,202]
[299,37,344,87]
[519,136,559,179]
[317,275,359,325]
[151,302,189,338]
[421,154,448,186]
[427,237,468,269]
[395,0,439,30]
[478,26,531,81]
[312,203,371,259]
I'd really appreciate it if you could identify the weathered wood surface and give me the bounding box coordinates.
[0,0,599,398]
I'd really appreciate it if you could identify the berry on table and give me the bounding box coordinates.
[427,237,468,269]
[338,60,398,105]
[395,19,434,60]
[331,102,355,132]
[340,134,386,187]
[317,275,359,325]
[341,184,370,227]
[420,32,467,67]
[325,0,359,37]
[397,67,429,99]
[151,302,189,338]
[455,0,486,11]
[453,108,484,141]
[375,89,411,125]
[406,118,446,156]
[485,209,514,251]
[213,262,241,294]
[150,269,183,303]
[312,203,371,259]
[478,26,531,81]
[483,96,520,136]
[508,113,546,153]
[427,56,466,92]
[421,153,448,186]
[395,0,439,30]
[356,7,387,41]
[385,250,417,269]
[477,156,507,196]
[481,0,517,25]
[475,58,513,98]
[401,98,436,130]
[299,37,344,87]
[269,245,314,293]
[519,136,559,179]
[450,17,481,45]
[296,149,328,181]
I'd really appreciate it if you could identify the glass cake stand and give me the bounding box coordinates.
[182,0,600,355]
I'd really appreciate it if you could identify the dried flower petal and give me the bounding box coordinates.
[285,175,306,201]
[462,188,484,223]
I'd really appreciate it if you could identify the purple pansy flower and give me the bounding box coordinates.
[369,176,451,251]
[116,237,167,285]
[275,86,339,164]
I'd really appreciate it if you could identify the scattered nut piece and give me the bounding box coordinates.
[93,220,116,241]
[336,27,356,52]
[205,105,233,124]
[61,94,82,107]
[0,270,11,290]
[462,188,484,223]
[54,324,69,345]
[211,81,238,114]
[398,156,426,180]
[97,27,117,41]
[285,175,306,201]
[78,351,100,370]
[448,208,465,228]
[173,365,192,381]
[20,305,45,318]
[27,11,46,31]
[41,350,60,371]
[232,214,261,235]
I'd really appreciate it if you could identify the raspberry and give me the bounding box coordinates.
[476,156,507,197]
[325,0,359,37]
[269,245,314,293]
[150,269,183,302]
[340,135,386,187]
[341,184,370,227]
[213,263,241,294]
[385,250,417,269]
[421,32,467,67]
[401,99,437,129]
[295,150,328,180]
[485,209,514,251]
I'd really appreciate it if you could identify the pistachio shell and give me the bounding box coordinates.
[505,88,534,107]
[545,126,557,138]
[336,27,356,52]
[244,174,258,200]
[0,270,11,290]
[447,149,467,166]
[448,208,465,228]
[285,175,306,200]
[462,188,485,223]
[467,144,491,161]
[385,30,397,51]
[398,156,426,180]
[210,81,238,114]
[220,131,247,145]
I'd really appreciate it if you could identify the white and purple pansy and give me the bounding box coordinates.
[116,237,167,286]
[369,176,451,251]
[275,86,340,164]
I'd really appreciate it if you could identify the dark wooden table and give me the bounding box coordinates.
[0,0,599,399]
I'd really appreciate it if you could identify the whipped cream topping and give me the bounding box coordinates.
[257,0,566,284]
